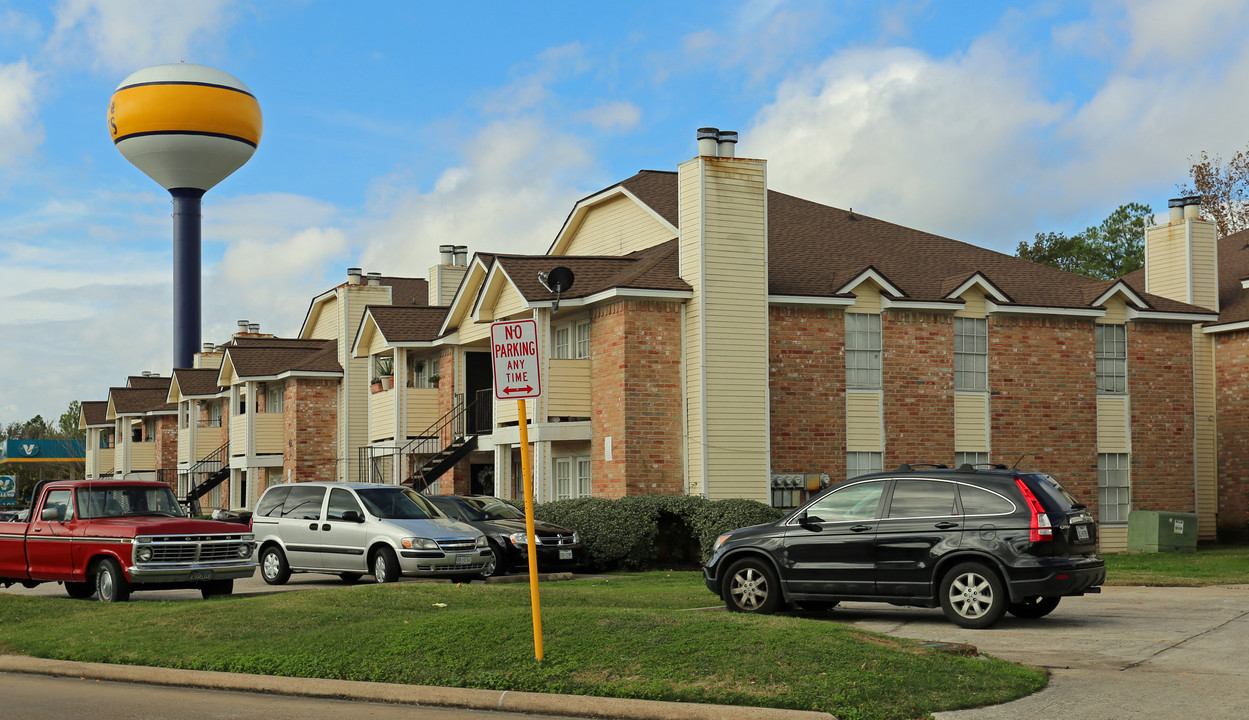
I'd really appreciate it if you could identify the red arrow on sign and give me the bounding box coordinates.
[503,385,534,395]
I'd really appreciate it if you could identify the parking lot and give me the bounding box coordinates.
[4,575,1248,718]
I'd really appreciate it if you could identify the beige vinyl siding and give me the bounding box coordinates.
[97,447,114,475]
[178,425,191,464]
[954,393,989,452]
[405,388,440,435]
[956,288,986,318]
[458,319,490,344]
[366,329,391,358]
[1098,296,1127,324]
[678,159,705,497]
[692,158,770,501]
[342,286,392,482]
[848,283,882,314]
[1100,525,1128,554]
[548,359,591,417]
[1191,220,1218,311]
[194,433,218,462]
[86,435,98,476]
[254,414,283,454]
[308,296,340,341]
[493,282,528,321]
[230,419,247,456]
[846,391,883,450]
[369,389,396,443]
[1096,396,1130,453]
[563,193,675,257]
[130,443,155,471]
[1194,328,1217,540]
[495,396,537,426]
[1145,223,1190,302]
[430,264,468,306]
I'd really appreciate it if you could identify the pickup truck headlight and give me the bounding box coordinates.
[136,546,154,562]
[237,543,253,558]
[401,537,439,550]
[475,535,488,548]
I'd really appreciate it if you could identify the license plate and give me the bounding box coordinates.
[559,549,573,560]
[1076,525,1089,541]
[190,569,212,581]
[456,554,472,565]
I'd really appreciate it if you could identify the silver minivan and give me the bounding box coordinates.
[251,482,493,584]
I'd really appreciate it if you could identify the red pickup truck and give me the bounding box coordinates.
[0,478,255,601]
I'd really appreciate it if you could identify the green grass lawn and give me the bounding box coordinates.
[1104,544,1249,586]
[0,572,1044,720]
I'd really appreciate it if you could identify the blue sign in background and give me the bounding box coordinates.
[0,475,16,505]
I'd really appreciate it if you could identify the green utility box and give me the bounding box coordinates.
[1126,510,1199,552]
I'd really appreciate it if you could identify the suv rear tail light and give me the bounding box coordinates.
[1016,478,1053,542]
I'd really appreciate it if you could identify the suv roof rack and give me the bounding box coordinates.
[894,463,949,472]
[956,463,1011,472]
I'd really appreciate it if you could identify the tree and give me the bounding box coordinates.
[58,400,84,440]
[1017,202,1154,280]
[1178,147,1249,238]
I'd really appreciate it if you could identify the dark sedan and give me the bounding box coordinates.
[425,495,585,577]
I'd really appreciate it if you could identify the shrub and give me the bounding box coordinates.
[520,495,785,571]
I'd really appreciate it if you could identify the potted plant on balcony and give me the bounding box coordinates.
[370,376,383,394]
[375,356,394,391]
[428,374,439,388]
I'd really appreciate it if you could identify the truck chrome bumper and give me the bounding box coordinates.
[128,563,256,583]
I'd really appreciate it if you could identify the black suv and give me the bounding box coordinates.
[703,464,1104,628]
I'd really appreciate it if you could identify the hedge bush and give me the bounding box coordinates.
[517,495,785,571]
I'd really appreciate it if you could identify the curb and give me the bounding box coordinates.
[0,655,836,720]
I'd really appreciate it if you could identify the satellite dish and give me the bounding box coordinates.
[537,266,575,312]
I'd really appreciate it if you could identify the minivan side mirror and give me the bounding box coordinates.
[341,510,364,523]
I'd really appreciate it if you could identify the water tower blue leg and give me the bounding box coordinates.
[171,188,205,369]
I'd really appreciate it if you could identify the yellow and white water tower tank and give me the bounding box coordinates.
[108,63,262,191]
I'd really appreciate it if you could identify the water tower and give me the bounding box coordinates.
[108,63,262,368]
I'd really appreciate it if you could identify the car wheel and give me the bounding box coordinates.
[723,558,781,614]
[339,573,364,584]
[94,558,130,603]
[200,579,234,599]
[65,581,94,599]
[940,561,1007,629]
[480,541,506,579]
[793,600,839,612]
[1009,595,1061,619]
[260,545,291,585]
[371,546,399,583]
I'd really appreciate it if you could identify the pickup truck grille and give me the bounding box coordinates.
[135,534,253,566]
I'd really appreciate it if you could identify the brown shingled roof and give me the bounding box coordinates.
[172,368,223,397]
[226,340,341,378]
[80,401,109,426]
[367,306,450,343]
[380,277,430,307]
[492,240,691,302]
[110,387,175,415]
[127,375,170,389]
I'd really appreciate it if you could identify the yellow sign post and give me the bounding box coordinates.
[490,319,544,660]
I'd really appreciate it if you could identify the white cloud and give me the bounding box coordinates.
[576,101,642,132]
[0,60,44,167]
[479,43,589,116]
[42,0,235,75]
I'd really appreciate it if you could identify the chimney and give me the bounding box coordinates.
[347,267,363,285]
[1147,195,1217,311]
[366,272,382,286]
[454,245,468,266]
[717,130,738,158]
[697,127,719,157]
[439,245,455,265]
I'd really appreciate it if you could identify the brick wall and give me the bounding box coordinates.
[1129,321,1196,513]
[989,316,1098,506]
[284,378,339,484]
[590,299,684,498]
[769,306,846,478]
[884,311,955,467]
[1216,330,1249,540]
[154,415,178,487]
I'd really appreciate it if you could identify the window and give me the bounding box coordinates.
[1096,325,1127,394]
[409,356,439,388]
[847,451,883,479]
[959,485,1016,516]
[43,489,75,522]
[845,313,882,389]
[264,381,284,413]
[954,317,988,391]
[326,488,364,522]
[555,456,592,500]
[553,319,590,360]
[955,451,989,468]
[805,480,886,522]
[179,404,189,430]
[281,485,327,520]
[99,429,114,449]
[887,480,958,518]
[204,400,223,428]
[1098,453,1130,524]
[143,418,156,442]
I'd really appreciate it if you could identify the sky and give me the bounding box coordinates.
[4,0,1249,426]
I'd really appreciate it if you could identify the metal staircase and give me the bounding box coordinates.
[359,391,491,491]
[185,441,229,515]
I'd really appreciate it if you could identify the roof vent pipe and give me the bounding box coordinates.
[717,130,738,158]
[202,342,214,353]
[454,245,468,266]
[141,371,151,377]
[347,267,363,285]
[237,320,249,331]
[439,245,455,265]
[1183,195,1202,220]
[366,272,382,286]
[1169,196,1202,222]
[248,323,260,334]
[697,127,719,157]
